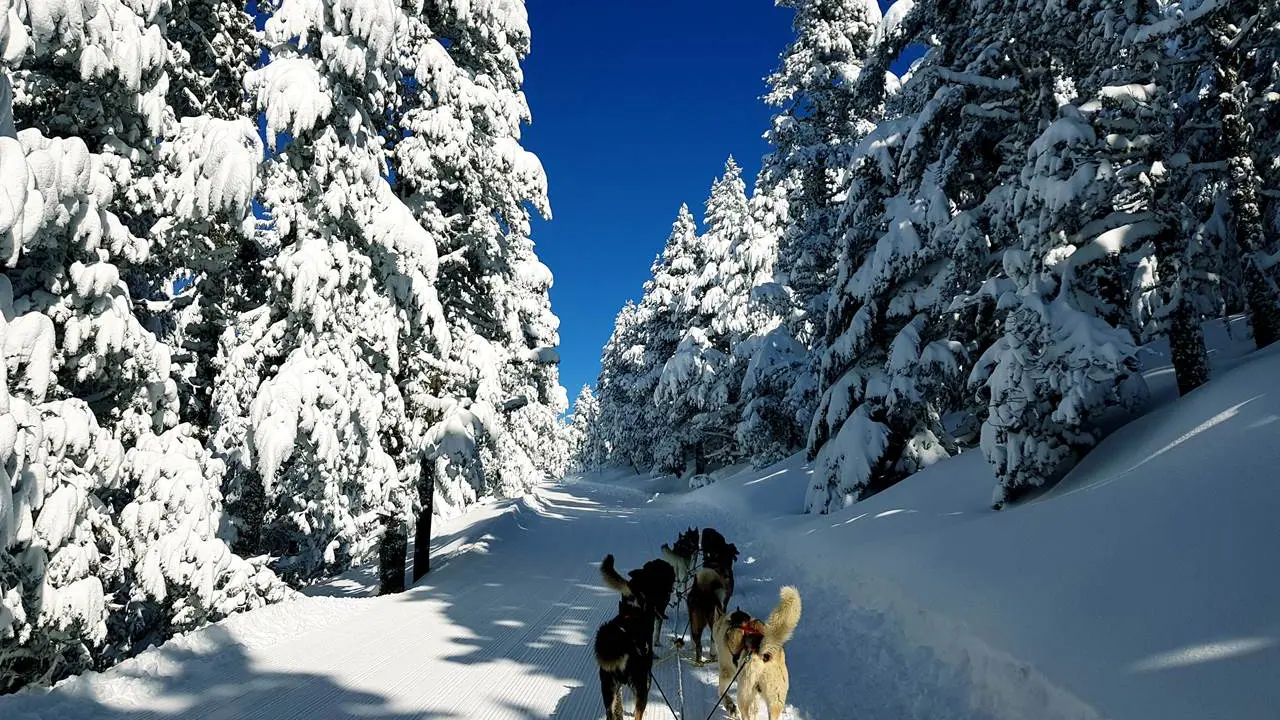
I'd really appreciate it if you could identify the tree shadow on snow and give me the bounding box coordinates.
[388,479,900,720]
[0,624,452,720]
[397,486,628,718]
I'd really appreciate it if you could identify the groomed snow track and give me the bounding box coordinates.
[2,477,998,720]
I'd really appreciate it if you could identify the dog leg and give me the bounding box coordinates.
[599,670,620,720]
[634,672,650,720]
[653,615,663,648]
[765,676,788,720]
[689,609,704,663]
[718,662,738,717]
[739,681,762,720]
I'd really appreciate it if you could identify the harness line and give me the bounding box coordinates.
[648,669,681,720]
[701,653,749,720]
[667,547,701,719]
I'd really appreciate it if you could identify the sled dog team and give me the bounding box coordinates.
[593,526,802,720]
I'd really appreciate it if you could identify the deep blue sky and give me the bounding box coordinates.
[521,1,798,406]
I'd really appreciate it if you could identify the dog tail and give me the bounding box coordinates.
[594,622,629,672]
[764,586,802,646]
[600,554,631,596]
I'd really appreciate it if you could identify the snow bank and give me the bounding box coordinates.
[673,341,1280,720]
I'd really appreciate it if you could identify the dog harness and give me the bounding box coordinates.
[731,622,766,666]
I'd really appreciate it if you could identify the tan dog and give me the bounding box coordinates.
[712,586,802,720]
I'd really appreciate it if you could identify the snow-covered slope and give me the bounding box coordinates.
[1,337,1275,720]
[672,340,1280,720]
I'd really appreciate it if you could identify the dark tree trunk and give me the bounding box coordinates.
[1152,223,1210,395]
[232,468,267,557]
[412,457,434,583]
[1168,298,1211,394]
[1217,18,1280,348]
[379,513,407,595]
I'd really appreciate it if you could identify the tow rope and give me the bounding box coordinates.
[702,652,749,720]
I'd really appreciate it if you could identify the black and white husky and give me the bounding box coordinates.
[593,554,674,720]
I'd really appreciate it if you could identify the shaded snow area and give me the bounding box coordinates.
[2,341,1277,720]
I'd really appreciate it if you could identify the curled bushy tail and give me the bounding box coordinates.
[764,586,801,646]
[600,554,631,596]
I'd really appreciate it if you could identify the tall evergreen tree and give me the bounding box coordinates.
[1,5,286,688]
[391,0,564,521]
[136,0,267,433]
[654,159,751,477]
[216,0,450,582]
[1208,0,1280,348]
[759,0,885,433]
[568,385,603,473]
[594,301,652,471]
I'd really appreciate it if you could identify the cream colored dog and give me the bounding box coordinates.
[712,586,801,720]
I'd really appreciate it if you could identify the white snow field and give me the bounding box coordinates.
[2,335,1278,720]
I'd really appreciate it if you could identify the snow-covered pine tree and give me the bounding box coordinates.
[1240,4,1280,333]
[0,119,127,681]
[631,205,702,469]
[1,15,287,686]
[762,0,882,346]
[135,0,268,433]
[214,0,452,583]
[567,385,603,473]
[806,0,1026,512]
[806,0,1156,512]
[758,0,884,435]
[728,192,803,468]
[2,2,288,681]
[1076,1,1217,397]
[500,244,570,484]
[1206,0,1280,349]
[591,203,716,475]
[594,301,653,472]
[968,4,1158,507]
[390,0,564,519]
[654,159,751,478]
[8,0,176,440]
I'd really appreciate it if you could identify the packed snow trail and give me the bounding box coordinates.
[2,475,990,720]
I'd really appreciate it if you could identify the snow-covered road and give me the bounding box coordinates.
[3,465,1017,720]
[5,479,905,720]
